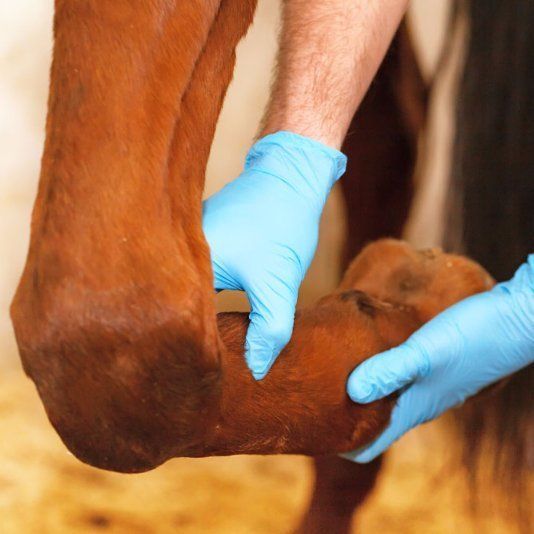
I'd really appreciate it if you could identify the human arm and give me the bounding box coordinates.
[260,0,409,148]
[344,255,534,462]
[203,0,408,379]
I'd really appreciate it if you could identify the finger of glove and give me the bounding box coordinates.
[341,390,421,463]
[347,343,430,403]
[244,277,297,380]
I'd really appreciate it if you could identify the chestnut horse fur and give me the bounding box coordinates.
[10,0,493,486]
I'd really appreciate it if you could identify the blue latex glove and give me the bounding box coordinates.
[344,254,534,463]
[202,131,346,380]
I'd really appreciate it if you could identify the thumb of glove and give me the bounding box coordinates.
[347,343,431,403]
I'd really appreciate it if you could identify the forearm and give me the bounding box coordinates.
[260,0,409,149]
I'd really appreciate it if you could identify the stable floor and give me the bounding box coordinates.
[0,368,518,534]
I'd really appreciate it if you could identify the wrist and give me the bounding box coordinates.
[259,114,346,150]
[245,131,347,204]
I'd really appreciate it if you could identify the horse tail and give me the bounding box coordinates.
[445,1,533,525]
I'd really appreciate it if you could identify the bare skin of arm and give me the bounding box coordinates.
[260,0,409,148]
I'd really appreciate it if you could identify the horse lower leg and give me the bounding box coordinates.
[296,456,382,534]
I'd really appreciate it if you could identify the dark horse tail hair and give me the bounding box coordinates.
[445,0,533,527]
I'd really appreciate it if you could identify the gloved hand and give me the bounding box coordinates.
[344,254,534,463]
[202,131,346,380]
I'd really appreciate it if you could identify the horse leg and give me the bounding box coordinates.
[296,456,383,534]
[340,20,428,270]
[12,0,493,481]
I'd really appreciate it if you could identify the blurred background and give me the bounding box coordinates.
[0,1,516,532]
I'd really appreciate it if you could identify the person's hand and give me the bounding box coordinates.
[344,255,534,462]
[202,131,346,380]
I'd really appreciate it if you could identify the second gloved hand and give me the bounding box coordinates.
[344,255,534,462]
[202,131,346,380]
